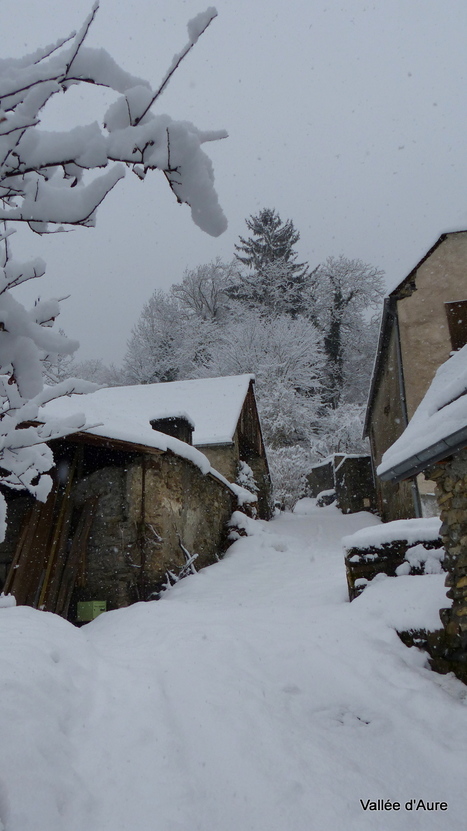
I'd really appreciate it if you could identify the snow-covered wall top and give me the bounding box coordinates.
[342,517,441,550]
[378,343,467,478]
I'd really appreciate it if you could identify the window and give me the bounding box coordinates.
[445,300,467,351]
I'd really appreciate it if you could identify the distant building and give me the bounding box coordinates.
[364,230,467,521]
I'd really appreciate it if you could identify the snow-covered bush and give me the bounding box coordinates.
[268,445,311,511]
[236,461,258,494]
[311,402,370,459]
[0,4,226,540]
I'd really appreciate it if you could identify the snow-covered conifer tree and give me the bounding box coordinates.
[232,209,310,316]
[0,4,226,540]
[235,209,305,272]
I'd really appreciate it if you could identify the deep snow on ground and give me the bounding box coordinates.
[1,501,467,831]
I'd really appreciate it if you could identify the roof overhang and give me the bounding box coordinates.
[196,441,235,449]
[378,425,467,482]
[50,430,164,457]
[363,297,396,436]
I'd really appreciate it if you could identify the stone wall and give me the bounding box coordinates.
[71,451,237,613]
[199,443,237,483]
[0,443,239,619]
[368,323,418,521]
[426,449,467,682]
[242,454,272,519]
[198,438,272,520]
[344,532,444,601]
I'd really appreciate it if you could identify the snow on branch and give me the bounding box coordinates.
[134,7,219,124]
[0,5,226,543]
[0,3,227,236]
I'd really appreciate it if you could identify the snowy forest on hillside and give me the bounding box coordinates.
[62,208,385,507]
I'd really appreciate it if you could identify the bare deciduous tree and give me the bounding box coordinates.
[172,259,238,322]
[307,256,384,407]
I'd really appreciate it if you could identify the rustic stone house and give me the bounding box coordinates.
[0,375,271,622]
[378,343,467,682]
[364,230,467,521]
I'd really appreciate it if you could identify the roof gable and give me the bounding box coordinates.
[364,230,467,432]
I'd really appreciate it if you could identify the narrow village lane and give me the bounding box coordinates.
[1,502,466,831]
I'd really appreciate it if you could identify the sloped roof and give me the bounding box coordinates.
[364,231,467,435]
[378,344,467,481]
[42,374,255,453]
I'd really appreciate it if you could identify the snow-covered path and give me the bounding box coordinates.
[1,502,467,831]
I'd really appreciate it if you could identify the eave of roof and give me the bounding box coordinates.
[50,431,255,504]
[51,430,164,457]
[363,297,396,436]
[378,425,467,483]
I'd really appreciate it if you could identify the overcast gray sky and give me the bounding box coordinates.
[4,0,467,363]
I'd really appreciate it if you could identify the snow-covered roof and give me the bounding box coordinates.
[378,343,467,481]
[39,375,257,505]
[42,374,255,453]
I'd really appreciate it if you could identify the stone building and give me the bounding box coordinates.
[378,343,467,682]
[0,375,270,621]
[364,230,467,521]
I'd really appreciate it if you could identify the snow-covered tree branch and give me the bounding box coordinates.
[0,4,227,541]
[0,4,227,236]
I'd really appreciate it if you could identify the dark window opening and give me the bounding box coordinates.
[445,300,467,351]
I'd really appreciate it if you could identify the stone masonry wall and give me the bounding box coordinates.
[427,448,467,681]
[74,452,236,612]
